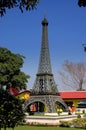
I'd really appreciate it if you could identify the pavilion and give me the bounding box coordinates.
[59,91,86,108]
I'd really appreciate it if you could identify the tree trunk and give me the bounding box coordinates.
[4,126,6,130]
[12,127,14,130]
[79,80,83,91]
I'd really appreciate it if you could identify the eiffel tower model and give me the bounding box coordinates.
[25,17,67,113]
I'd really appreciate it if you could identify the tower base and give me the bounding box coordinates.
[24,94,68,113]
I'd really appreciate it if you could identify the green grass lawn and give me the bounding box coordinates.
[3,125,83,130]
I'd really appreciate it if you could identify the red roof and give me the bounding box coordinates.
[59,91,86,99]
[8,87,20,96]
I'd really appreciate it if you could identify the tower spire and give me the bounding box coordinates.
[38,17,52,74]
[33,17,57,93]
[44,12,46,19]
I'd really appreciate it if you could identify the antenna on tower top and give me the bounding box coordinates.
[44,12,46,18]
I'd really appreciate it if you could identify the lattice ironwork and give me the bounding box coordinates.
[25,17,68,113]
[24,94,68,113]
[32,17,57,94]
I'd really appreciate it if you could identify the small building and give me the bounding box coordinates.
[59,91,86,108]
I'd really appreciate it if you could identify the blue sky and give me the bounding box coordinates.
[0,0,86,91]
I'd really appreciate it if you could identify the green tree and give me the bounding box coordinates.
[0,89,25,130]
[0,47,30,90]
[0,0,40,16]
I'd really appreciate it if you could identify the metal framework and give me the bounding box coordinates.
[32,17,57,93]
[25,17,67,113]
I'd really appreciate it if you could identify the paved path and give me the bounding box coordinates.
[25,115,78,125]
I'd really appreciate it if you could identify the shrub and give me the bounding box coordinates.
[77,113,81,118]
[60,117,86,128]
[59,120,72,127]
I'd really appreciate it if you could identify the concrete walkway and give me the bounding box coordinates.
[25,114,78,125]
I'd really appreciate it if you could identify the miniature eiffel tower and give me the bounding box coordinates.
[25,17,67,113]
[32,17,57,94]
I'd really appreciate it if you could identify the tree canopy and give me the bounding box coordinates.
[0,47,30,90]
[0,1,86,16]
[78,0,86,7]
[59,61,86,91]
[0,88,24,130]
[0,0,40,16]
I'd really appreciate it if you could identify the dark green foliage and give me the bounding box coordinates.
[78,0,86,7]
[0,0,40,16]
[0,89,25,130]
[77,113,81,118]
[0,47,30,90]
[11,71,29,90]
[60,120,72,127]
